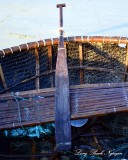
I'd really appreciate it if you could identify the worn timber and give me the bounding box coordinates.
[0,82,128,131]
[55,3,71,150]
[0,36,128,57]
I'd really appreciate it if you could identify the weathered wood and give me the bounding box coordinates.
[124,44,128,81]
[0,36,128,57]
[48,45,54,87]
[0,82,128,131]
[79,44,84,84]
[55,3,71,150]
[1,82,128,100]
[0,64,8,90]
[35,48,40,90]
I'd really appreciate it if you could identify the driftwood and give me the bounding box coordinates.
[0,82,128,130]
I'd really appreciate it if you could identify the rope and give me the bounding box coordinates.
[36,41,40,48]
[1,50,5,57]
[119,37,122,44]
[26,43,29,50]
[17,45,21,52]
[42,39,46,46]
[75,90,79,114]
[122,84,128,107]
[9,48,13,54]
[103,36,105,43]
[81,36,84,43]
[51,38,54,45]
[74,36,76,42]
[87,36,90,42]
[11,92,24,129]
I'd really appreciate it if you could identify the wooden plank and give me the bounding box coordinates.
[0,82,128,131]
[35,48,40,90]
[0,64,8,90]
[79,44,84,84]
[124,44,128,81]
[48,45,54,87]
[1,81,128,100]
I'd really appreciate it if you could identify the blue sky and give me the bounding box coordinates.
[0,0,128,49]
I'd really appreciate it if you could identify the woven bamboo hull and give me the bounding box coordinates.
[0,36,128,130]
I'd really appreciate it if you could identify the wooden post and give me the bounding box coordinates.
[79,44,84,84]
[35,48,40,90]
[124,44,128,81]
[48,45,53,87]
[55,3,71,150]
[0,64,8,90]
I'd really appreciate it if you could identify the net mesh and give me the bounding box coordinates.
[67,42,80,85]
[0,50,36,92]
[39,46,51,89]
[0,41,128,153]
[0,42,127,93]
[103,113,128,136]
[0,42,128,135]
[52,44,58,87]
[83,42,126,83]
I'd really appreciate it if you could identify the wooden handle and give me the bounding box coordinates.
[55,3,71,151]
[56,3,66,8]
[56,3,66,28]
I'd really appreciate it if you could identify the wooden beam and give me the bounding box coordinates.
[48,45,53,87]
[79,44,84,84]
[0,82,128,131]
[1,81,128,100]
[0,64,8,90]
[124,44,128,81]
[35,48,40,90]
[1,36,128,57]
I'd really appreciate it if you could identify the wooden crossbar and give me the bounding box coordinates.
[0,82,128,131]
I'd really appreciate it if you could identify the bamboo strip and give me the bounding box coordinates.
[48,45,54,87]
[0,36,128,57]
[35,48,40,90]
[0,64,8,90]
[124,44,128,81]
[79,44,84,84]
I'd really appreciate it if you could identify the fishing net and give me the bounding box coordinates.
[0,50,36,92]
[2,123,55,138]
[67,42,80,85]
[0,42,127,93]
[39,46,51,89]
[0,41,128,159]
[82,42,126,83]
[103,113,128,137]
